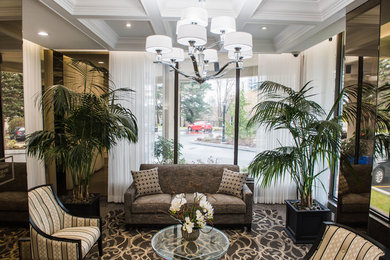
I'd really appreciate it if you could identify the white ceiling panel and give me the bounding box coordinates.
[23,0,362,53]
[105,20,154,37]
[24,0,104,50]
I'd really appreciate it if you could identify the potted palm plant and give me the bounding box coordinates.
[247,81,342,243]
[26,59,138,215]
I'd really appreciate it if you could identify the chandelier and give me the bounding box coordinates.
[145,4,253,84]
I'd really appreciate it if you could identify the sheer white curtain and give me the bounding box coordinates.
[254,54,301,204]
[108,52,155,203]
[23,39,46,188]
[301,39,337,205]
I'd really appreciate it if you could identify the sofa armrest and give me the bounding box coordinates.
[124,183,136,203]
[124,183,137,224]
[242,184,253,227]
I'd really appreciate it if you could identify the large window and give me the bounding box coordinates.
[0,18,25,163]
[154,56,258,168]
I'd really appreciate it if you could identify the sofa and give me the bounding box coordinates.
[336,164,372,224]
[0,162,28,223]
[124,164,253,228]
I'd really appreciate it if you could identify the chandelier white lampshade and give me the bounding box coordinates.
[228,49,253,60]
[177,24,207,46]
[203,49,218,62]
[181,7,208,27]
[162,48,185,62]
[210,16,236,34]
[224,32,252,51]
[145,35,172,54]
[176,19,185,35]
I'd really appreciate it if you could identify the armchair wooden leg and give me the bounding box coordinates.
[98,236,103,256]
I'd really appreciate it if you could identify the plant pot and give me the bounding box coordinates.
[61,193,100,217]
[181,227,200,241]
[284,199,330,244]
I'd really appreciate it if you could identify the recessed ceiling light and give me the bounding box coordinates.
[98,61,104,64]
[261,26,267,30]
[38,31,48,36]
[126,22,131,28]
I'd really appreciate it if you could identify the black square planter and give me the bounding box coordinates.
[285,199,330,244]
[62,193,101,217]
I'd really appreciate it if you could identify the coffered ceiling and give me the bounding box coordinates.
[23,0,367,53]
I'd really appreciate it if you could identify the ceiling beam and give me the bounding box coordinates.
[236,0,265,30]
[139,0,168,36]
[38,0,113,49]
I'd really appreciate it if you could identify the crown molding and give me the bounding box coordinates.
[253,11,322,22]
[52,0,74,13]
[275,9,345,53]
[320,0,354,21]
[72,6,146,17]
[274,25,315,52]
[78,19,118,49]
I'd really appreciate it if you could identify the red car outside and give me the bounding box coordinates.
[187,121,213,132]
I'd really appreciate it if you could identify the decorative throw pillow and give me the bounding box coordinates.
[217,168,248,198]
[338,174,349,195]
[131,167,163,197]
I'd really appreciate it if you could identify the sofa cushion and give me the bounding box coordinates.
[207,194,246,214]
[140,164,239,194]
[0,191,27,211]
[341,193,370,212]
[131,168,163,198]
[132,194,172,213]
[217,169,248,198]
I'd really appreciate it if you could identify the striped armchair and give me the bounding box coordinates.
[28,185,102,259]
[304,222,390,260]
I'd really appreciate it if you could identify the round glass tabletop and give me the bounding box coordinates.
[151,225,229,260]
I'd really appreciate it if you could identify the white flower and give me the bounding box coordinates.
[170,195,187,213]
[183,217,194,233]
[196,210,206,228]
[194,192,205,202]
[176,193,185,199]
[199,197,208,208]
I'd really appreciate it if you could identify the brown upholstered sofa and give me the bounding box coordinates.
[124,164,253,228]
[0,162,28,223]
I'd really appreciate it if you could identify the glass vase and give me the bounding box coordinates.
[181,226,200,241]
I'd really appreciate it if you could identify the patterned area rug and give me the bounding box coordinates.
[0,209,310,259]
[86,209,310,259]
[0,226,28,259]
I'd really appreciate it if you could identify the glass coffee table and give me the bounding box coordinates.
[151,225,229,260]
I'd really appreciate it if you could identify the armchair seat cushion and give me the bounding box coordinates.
[0,191,27,211]
[132,194,172,213]
[341,193,370,212]
[52,226,100,257]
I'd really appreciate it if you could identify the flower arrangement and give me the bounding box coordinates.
[169,192,214,234]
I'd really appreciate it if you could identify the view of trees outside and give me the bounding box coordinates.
[178,76,258,169]
[1,71,25,153]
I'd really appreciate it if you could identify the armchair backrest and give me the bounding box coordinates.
[28,185,65,235]
[307,222,387,260]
